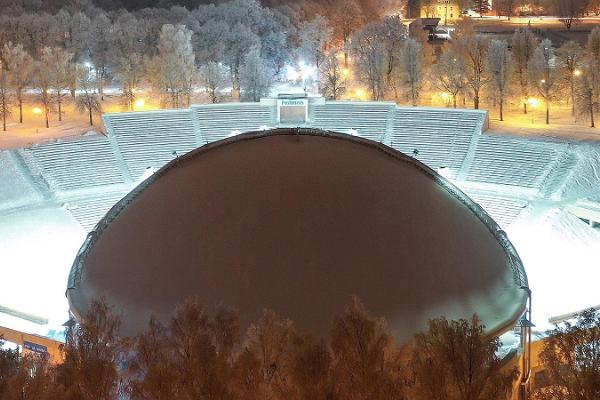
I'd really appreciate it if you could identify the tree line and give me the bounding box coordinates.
[341,17,600,127]
[1,298,599,400]
[0,298,518,400]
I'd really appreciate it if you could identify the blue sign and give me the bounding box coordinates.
[23,341,48,354]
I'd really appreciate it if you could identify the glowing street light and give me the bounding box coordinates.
[341,68,350,78]
[528,97,538,124]
[574,69,582,77]
[32,107,42,114]
[134,98,146,109]
[355,88,367,100]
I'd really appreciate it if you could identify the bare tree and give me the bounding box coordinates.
[574,60,600,127]
[487,39,512,121]
[320,51,346,100]
[42,46,74,122]
[587,26,600,102]
[411,315,517,400]
[291,335,332,400]
[401,38,424,106]
[452,20,489,109]
[533,309,600,400]
[2,43,33,124]
[53,300,122,400]
[76,69,102,127]
[240,47,272,102]
[128,318,177,400]
[553,0,587,29]
[0,63,12,132]
[331,0,365,67]
[528,39,559,124]
[245,308,296,399]
[512,28,539,113]
[200,62,226,104]
[351,23,387,100]
[111,14,145,111]
[432,50,467,108]
[330,297,399,400]
[88,13,113,101]
[32,61,53,129]
[3,354,54,400]
[557,41,584,116]
[298,15,332,69]
[0,335,19,399]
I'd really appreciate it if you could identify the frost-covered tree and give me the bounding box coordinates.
[224,23,261,101]
[512,28,539,113]
[401,38,423,106]
[432,50,467,108]
[557,41,584,116]
[88,13,113,100]
[452,20,489,109]
[320,52,346,100]
[533,309,600,399]
[528,39,559,124]
[239,47,272,102]
[574,60,600,127]
[111,14,146,111]
[376,15,407,98]
[587,27,600,102]
[298,15,332,69]
[473,0,491,16]
[146,24,196,108]
[42,46,74,122]
[351,23,387,100]
[33,61,53,128]
[486,39,511,121]
[56,10,90,60]
[200,62,226,104]
[76,68,102,126]
[2,43,33,123]
[0,65,12,132]
[411,316,516,400]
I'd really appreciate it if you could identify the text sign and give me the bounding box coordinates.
[278,99,308,124]
[23,341,48,354]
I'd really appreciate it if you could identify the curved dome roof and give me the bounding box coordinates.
[67,129,528,341]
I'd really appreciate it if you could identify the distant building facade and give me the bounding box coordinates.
[420,0,461,24]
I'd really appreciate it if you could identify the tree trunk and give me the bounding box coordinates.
[2,106,6,131]
[89,108,93,126]
[45,107,49,128]
[571,80,576,117]
[546,102,549,124]
[473,94,479,109]
[58,97,62,121]
[499,98,503,121]
[19,99,23,123]
[453,95,457,108]
[590,93,595,128]
[523,101,527,114]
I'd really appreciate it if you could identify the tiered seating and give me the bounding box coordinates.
[462,191,529,228]
[312,102,394,142]
[539,150,578,199]
[24,135,125,193]
[0,151,44,210]
[467,135,561,189]
[390,108,484,172]
[106,110,198,180]
[193,103,273,143]
[67,191,127,231]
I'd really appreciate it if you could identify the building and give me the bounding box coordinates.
[421,0,462,24]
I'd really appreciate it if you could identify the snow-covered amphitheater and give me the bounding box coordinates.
[1,96,600,338]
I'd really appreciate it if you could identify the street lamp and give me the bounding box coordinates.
[574,69,582,77]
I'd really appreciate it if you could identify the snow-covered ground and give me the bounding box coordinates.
[0,206,86,336]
